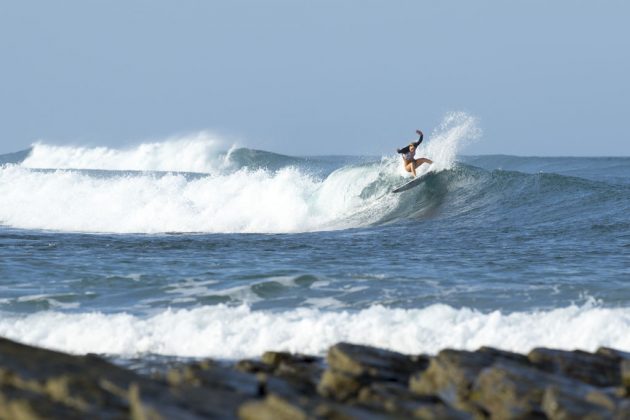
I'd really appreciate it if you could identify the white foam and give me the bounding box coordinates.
[1,303,629,359]
[22,132,229,173]
[1,113,479,233]
[0,164,391,233]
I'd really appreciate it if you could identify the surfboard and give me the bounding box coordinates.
[392,174,426,193]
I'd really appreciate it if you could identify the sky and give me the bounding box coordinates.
[0,0,629,156]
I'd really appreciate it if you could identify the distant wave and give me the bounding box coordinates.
[21,132,229,173]
[1,303,629,358]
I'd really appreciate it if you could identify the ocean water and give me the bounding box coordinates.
[1,113,629,361]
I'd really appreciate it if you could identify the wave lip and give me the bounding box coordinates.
[1,303,629,359]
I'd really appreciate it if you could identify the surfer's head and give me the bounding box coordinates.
[409,144,416,151]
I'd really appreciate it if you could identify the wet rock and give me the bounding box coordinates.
[542,385,616,420]
[326,343,428,383]
[261,351,320,368]
[409,348,527,412]
[472,360,619,419]
[0,384,84,420]
[596,347,630,362]
[1,336,630,420]
[0,337,139,417]
[623,360,630,397]
[0,337,252,419]
[239,392,391,420]
[357,382,470,419]
[318,343,428,402]
[529,348,622,387]
[167,361,261,396]
[615,400,630,420]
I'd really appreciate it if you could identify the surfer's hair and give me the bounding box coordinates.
[409,143,415,148]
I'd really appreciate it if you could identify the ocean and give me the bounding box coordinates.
[1,113,629,363]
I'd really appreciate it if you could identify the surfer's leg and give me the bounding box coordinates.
[414,158,433,168]
[405,161,417,176]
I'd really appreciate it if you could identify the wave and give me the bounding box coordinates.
[2,112,626,234]
[0,113,480,233]
[21,132,230,173]
[1,303,629,358]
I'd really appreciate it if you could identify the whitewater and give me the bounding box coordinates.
[1,112,629,363]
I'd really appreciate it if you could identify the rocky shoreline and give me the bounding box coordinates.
[0,336,629,419]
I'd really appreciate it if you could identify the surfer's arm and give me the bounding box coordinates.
[397,145,410,154]
[414,130,424,147]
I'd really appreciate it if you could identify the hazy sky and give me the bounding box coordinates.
[1,1,628,156]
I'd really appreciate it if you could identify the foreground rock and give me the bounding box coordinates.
[0,337,629,419]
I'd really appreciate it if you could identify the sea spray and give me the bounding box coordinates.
[22,132,228,173]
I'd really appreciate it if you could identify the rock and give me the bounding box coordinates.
[318,343,428,402]
[239,392,392,420]
[318,369,363,402]
[615,400,630,420]
[358,382,471,419]
[0,337,139,417]
[409,348,527,411]
[0,337,254,419]
[529,348,622,387]
[1,336,629,420]
[239,393,309,420]
[542,385,618,420]
[623,360,630,396]
[261,351,320,368]
[326,343,428,383]
[167,362,261,396]
[472,360,619,419]
[0,384,84,420]
[596,347,630,362]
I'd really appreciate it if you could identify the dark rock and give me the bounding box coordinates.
[239,392,392,420]
[0,337,139,417]
[596,347,630,362]
[0,337,251,419]
[167,361,261,396]
[0,384,84,420]
[1,336,629,420]
[326,343,428,383]
[409,348,527,411]
[318,343,428,402]
[478,346,529,365]
[542,385,615,420]
[472,360,619,419]
[615,400,630,420]
[358,382,471,419]
[529,348,622,387]
[261,351,320,368]
[318,368,363,402]
[235,359,274,375]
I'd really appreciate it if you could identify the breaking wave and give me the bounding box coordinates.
[1,303,628,358]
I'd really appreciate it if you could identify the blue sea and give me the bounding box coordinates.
[1,114,629,361]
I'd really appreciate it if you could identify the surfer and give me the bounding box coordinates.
[397,129,433,177]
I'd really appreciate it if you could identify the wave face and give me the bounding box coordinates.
[1,303,628,358]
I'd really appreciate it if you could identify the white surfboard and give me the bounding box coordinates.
[391,174,427,193]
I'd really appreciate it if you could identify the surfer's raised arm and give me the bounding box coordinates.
[396,130,424,154]
[397,129,433,178]
[415,129,423,146]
